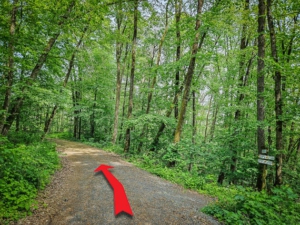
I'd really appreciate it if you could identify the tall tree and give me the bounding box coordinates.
[174,0,204,143]
[112,0,126,144]
[124,0,138,152]
[256,0,267,191]
[229,0,253,184]
[174,0,182,120]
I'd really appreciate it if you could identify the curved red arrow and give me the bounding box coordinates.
[94,164,133,216]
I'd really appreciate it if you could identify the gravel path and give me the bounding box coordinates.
[17,139,220,225]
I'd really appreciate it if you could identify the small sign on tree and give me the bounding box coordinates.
[258,159,273,166]
[258,153,275,166]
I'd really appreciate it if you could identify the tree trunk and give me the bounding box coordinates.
[192,90,196,144]
[90,89,97,138]
[204,95,213,143]
[124,0,138,152]
[229,0,251,184]
[118,45,130,143]
[174,0,204,143]
[112,1,126,144]
[209,104,218,141]
[256,0,267,191]
[174,0,182,120]
[267,0,283,187]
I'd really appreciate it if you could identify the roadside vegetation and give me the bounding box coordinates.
[0,132,60,223]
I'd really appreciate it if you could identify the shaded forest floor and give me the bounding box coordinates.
[16,139,219,225]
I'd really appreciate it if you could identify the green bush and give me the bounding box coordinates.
[47,132,72,140]
[7,131,42,145]
[0,137,60,222]
[202,186,300,225]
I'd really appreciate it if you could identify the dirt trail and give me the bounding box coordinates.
[17,139,220,225]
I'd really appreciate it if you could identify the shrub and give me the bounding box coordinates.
[0,138,60,222]
[202,186,300,225]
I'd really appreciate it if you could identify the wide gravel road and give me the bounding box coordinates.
[17,139,220,225]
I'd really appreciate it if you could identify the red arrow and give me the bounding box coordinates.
[94,164,133,216]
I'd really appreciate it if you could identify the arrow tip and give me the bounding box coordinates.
[115,206,133,216]
[94,164,114,172]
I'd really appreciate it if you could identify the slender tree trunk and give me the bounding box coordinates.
[267,0,283,186]
[0,0,18,132]
[72,90,77,139]
[78,114,81,140]
[112,43,123,144]
[188,90,197,171]
[204,95,213,143]
[174,0,182,120]
[229,0,251,184]
[192,90,196,144]
[256,0,267,191]
[90,89,97,138]
[118,44,130,143]
[174,0,204,143]
[210,104,218,141]
[112,1,126,144]
[217,161,226,185]
[72,71,81,140]
[124,0,138,152]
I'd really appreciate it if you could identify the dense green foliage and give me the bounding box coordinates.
[202,186,300,225]
[0,134,60,222]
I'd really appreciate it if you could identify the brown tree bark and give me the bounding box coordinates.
[174,0,204,143]
[124,0,138,152]
[256,0,267,191]
[267,0,283,186]
[174,0,182,120]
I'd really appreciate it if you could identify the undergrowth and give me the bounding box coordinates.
[0,133,60,223]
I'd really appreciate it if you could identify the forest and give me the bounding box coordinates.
[0,0,299,224]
